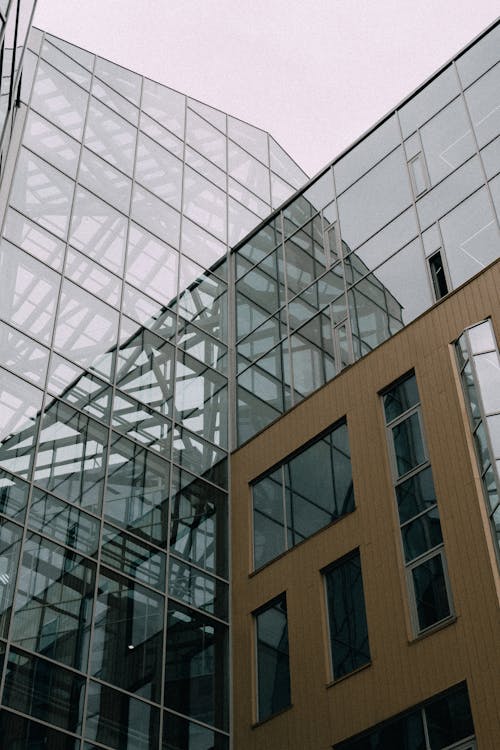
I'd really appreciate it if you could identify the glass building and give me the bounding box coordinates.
[0,11,499,750]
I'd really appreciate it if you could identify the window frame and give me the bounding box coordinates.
[253,591,291,723]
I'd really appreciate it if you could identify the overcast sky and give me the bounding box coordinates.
[33,1,499,177]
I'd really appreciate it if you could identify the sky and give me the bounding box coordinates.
[33,1,499,177]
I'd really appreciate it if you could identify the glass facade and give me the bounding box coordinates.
[0,25,305,749]
[234,20,500,444]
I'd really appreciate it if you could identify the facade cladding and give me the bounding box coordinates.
[0,9,498,750]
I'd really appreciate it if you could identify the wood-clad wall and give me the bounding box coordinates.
[231,260,500,749]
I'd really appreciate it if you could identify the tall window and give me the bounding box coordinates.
[383,373,453,634]
[252,420,354,569]
[255,593,291,722]
[323,549,370,680]
[455,319,500,563]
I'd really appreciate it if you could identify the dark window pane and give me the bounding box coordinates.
[325,551,370,679]
[253,469,285,568]
[101,524,166,590]
[28,488,100,558]
[401,508,443,562]
[256,594,291,721]
[0,519,23,638]
[0,709,80,750]
[392,413,426,477]
[425,683,474,748]
[165,602,228,730]
[412,554,451,631]
[3,647,84,733]
[384,374,419,422]
[162,710,229,750]
[0,469,29,522]
[396,467,437,524]
[85,681,160,750]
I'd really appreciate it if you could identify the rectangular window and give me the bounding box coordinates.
[383,373,453,634]
[408,152,428,197]
[335,681,475,750]
[255,593,291,722]
[324,549,370,680]
[252,420,354,569]
[428,250,449,299]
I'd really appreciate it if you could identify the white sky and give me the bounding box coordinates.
[34,1,499,177]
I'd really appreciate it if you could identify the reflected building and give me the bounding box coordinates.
[0,12,499,750]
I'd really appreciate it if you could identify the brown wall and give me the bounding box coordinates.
[231,260,500,749]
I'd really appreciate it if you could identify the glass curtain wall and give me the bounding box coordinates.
[0,27,306,749]
[234,20,500,445]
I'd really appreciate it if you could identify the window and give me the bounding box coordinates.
[428,250,449,299]
[324,550,370,680]
[335,681,475,750]
[408,152,429,197]
[455,320,500,563]
[252,420,354,569]
[255,593,291,722]
[383,373,453,634]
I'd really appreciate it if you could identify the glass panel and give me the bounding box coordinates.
[426,685,475,748]
[172,425,227,488]
[474,351,500,413]
[228,140,270,202]
[142,78,185,138]
[4,208,65,271]
[168,557,228,620]
[170,468,228,577]
[0,469,29,522]
[256,594,290,721]
[290,313,335,398]
[253,468,285,569]
[41,39,92,89]
[0,709,81,750]
[162,711,229,750]
[70,187,127,274]
[29,488,100,557]
[85,681,160,750]
[125,223,178,305]
[181,216,227,271]
[64,248,121,307]
[24,109,80,178]
[186,108,226,170]
[398,66,460,137]
[105,433,170,546]
[3,647,85,732]
[412,553,451,630]
[392,413,426,477]
[396,466,437,524]
[140,111,184,159]
[228,115,268,163]
[401,507,443,562]
[135,133,183,209]
[0,321,49,386]
[416,156,484,231]
[0,519,23,638]
[338,148,412,250]
[112,392,171,456]
[468,320,496,354]
[94,56,141,105]
[131,184,181,247]
[325,551,370,678]
[92,77,139,126]
[46,33,94,70]
[465,62,500,148]
[457,22,500,88]
[188,99,226,132]
[335,115,400,193]
[101,523,166,590]
[354,208,419,270]
[90,569,164,700]
[10,148,73,238]
[420,97,475,185]
[31,59,88,138]
[384,374,419,422]
[11,532,95,670]
[183,166,227,243]
[85,98,137,175]
[78,148,131,214]
[34,400,108,513]
[0,368,43,456]
[165,601,228,730]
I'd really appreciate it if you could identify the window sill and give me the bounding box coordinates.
[326,660,372,689]
[410,614,457,643]
[251,703,293,729]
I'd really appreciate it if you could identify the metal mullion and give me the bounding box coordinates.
[168,550,229,585]
[167,595,228,628]
[399,501,439,529]
[393,459,431,488]
[164,704,231,736]
[0,704,82,742]
[281,464,288,552]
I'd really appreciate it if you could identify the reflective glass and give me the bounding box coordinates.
[465,62,500,148]
[29,487,100,557]
[0,368,43,450]
[0,470,29,522]
[256,594,290,721]
[65,248,122,307]
[177,320,228,374]
[175,351,227,447]
[290,313,335,398]
[70,187,127,274]
[474,351,500,413]
[384,374,420,421]
[85,98,137,175]
[135,133,183,209]
[398,66,460,137]
[228,196,262,247]
[392,413,426,477]
[11,532,95,670]
[396,467,437,524]
[31,59,88,138]
[457,22,500,88]
[0,709,81,750]
[105,433,170,545]
[162,711,229,750]
[85,681,160,750]
[188,99,226,132]
[325,551,370,678]
[480,135,500,180]
[173,426,227,488]
[126,223,178,305]
[253,468,285,569]
[0,321,49,386]
[176,265,228,342]
[412,553,451,630]
[92,76,139,125]
[354,207,419,269]
[142,78,185,138]
[46,33,94,70]
[170,468,228,577]
[425,684,475,748]
[186,108,226,170]
[401,508,443,562]
[24,109,80,178]
[0,519,23,637]
[338,148,412,249]
[416,156,484,231]
[420,96,476,185]
[372,240,433,324]
[41,39,92,89]
[183,166,227,242]
[79,147,132,214]
[112,392,171,456]
[140,112,184,159]
[270,172,296,208]
[4,208,66,271]
[165,601,228,730]
[335,115,400,194]
[169,557,228,620]
[236,219,282,270]
[10,148,73,238]
[228,115,268,163]
[269,136,307,188]
[236,383,283,445]
[228,140,270,202]
[94,56,141,104]
[228,176,270,218]
[90,569,164,700]
[33,400,108,513]
[57,370,111,423]
[101,523,166,589]
[132,184,181,247]
[3,647,85,732]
